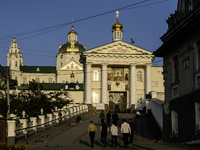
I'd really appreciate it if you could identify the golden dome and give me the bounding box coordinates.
[11,37,17,44]
[59,25,85,53]
[59,42,85,53]
[112,18,123,31]
[68,26,77,35]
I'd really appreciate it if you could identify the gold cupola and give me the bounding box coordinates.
[112,11,123,42]
[58,25,85,53]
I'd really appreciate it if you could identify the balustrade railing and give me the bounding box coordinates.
[7,104,88,144]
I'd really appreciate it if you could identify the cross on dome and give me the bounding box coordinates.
[116,10,119,19]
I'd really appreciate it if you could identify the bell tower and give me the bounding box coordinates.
[7,37,24,71]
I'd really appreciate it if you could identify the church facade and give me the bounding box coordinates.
[5,13,164,111]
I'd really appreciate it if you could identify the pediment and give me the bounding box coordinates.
[60,61,83,70]
[84,41,152,55]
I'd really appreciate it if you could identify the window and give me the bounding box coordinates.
[197,41,200,69]
[93,70,99,81]
[195,103,200,130]
[172,56,179,82]
[172,85,179,97]
[35,78,40,83]
[171,110,178,134]
[15,61,18,67]
[22,78,27,84]
[61,62,63,67]
[197,75,200,88]
[93,92,99,103]
[137,71,142,82]
[151,81,158,87]
[48,78,53,83]
[60,55,63,59]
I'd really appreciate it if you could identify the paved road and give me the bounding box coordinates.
[17,113,198,150]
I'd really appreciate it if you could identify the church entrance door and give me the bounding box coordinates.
[109,92,127,112]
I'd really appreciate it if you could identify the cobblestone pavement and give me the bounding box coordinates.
[17,113,199,150]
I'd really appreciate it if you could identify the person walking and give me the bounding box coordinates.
[110,122,118,148]
[128,119,135,144]
[100,122,109,147]
[121,119,131,148]
[99,110,105,125]
[88,121,97,148]
[106,111,111,126]
[112,112,119,125]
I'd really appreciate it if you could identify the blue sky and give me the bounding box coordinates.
[0,0,177,66]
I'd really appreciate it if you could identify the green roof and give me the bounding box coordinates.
[20,66,56,73]
[18,83,84,91]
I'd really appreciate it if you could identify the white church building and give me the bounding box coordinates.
[5,13,164,111]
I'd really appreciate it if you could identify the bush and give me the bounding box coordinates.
[0,143,27,150]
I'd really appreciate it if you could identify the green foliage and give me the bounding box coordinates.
[10,80,72,118]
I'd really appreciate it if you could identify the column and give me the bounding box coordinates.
[7,120,16,145]
[85,63,92,104]
[146,63,152,94]
[129,63,136,105]
[101,63,108,104]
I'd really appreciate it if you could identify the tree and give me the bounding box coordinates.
[10,80,72,118]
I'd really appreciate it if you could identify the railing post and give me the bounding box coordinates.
[47,113,53,126]
[7,119,16,145]
[61,110,66,121]
[53,111,59,124]
[19,118,28,139]
[38,114,45,129]
[29,117,37,133]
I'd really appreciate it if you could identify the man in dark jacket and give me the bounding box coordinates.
[128,119,135,144]
[112,112,119,126]
[99,110,105,125]
[100,122,109,147]
[106,111,111,126]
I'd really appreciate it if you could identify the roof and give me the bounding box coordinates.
[85,40,152,55]
[59,42,85,53]
[18,83,84,91]
[20,66,56,73]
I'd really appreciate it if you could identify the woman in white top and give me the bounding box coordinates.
[110,122,118,147]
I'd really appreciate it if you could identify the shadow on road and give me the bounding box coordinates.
[79,139,90,147]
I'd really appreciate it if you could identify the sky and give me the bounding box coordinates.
[0,0,177,67]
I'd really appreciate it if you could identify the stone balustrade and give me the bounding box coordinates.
[7,104,88,145]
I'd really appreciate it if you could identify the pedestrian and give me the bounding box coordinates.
[112,112,118,125]
[121,119,131,148]
[99,110,105,125]
[128,119,135,144]
[88,121,97,148]
[110,122,118,148]
[100,122,109,147]
[106,111,111,126]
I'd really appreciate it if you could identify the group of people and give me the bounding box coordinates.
[87,110,135,148]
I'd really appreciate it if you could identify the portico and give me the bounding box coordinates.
[83,42,154,108]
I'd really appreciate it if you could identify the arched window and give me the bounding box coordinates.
[48,78,53,83]
[93,70,99,81]
[137,71,142,82]
[35,78,40,83]
[61,62,63,67]
[60,55,63,59]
